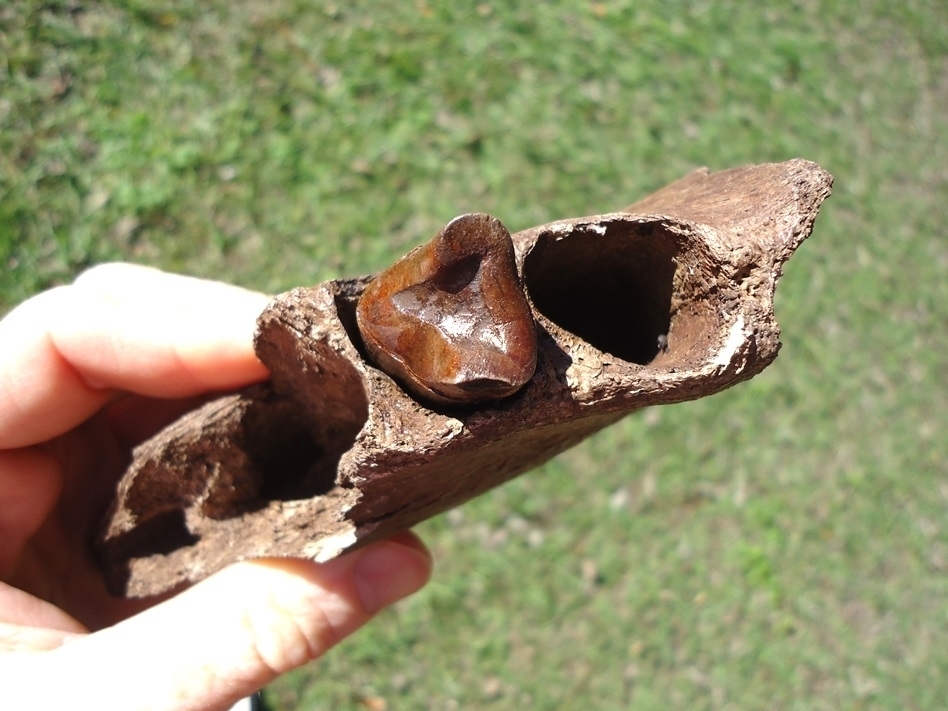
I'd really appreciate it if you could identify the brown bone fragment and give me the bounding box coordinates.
[96,159,833,598]
[356,213,537,405]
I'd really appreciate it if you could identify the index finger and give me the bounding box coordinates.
[0,264,271,449]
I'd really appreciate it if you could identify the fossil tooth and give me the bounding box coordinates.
[356,213,537,406]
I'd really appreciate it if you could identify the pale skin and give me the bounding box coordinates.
[0,263,432,710]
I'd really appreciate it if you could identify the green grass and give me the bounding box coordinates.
[3,0,947,708]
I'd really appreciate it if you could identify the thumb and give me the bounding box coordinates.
[5,534,431,711]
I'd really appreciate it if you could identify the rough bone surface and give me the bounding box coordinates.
[97,159,833,598]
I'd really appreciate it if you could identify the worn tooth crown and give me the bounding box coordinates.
[356,212,538,406]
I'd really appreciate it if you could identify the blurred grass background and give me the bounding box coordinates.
[2,1,946,708]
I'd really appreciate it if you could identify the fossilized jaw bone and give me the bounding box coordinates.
[96,159,832,598]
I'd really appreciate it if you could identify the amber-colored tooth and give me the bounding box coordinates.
[356,213,537,406]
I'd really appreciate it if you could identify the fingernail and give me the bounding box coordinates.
[354,538,432,613]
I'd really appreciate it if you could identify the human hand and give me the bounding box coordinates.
[0,264,432,710]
